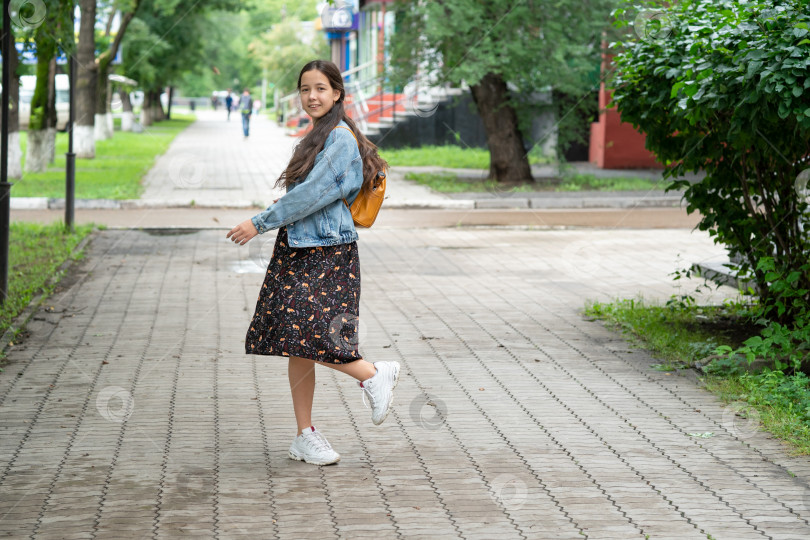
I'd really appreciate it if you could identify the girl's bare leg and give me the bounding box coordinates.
[322,358,377,381]
[288,356,316,435]
[288,356,377,434]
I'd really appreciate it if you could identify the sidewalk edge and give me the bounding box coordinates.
[0,233,95,358]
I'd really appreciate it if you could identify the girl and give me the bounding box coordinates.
[227,60,400,466]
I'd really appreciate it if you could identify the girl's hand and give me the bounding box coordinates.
[227,219,259,245]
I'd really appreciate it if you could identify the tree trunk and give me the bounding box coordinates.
[46,56,57,164]
[25,35,55,173]
[94,62,112,140]
[166,86,173,120]
[141,92,153,126]
[8,42,21,179]
[76,0,97,158]
[121,89,134,131]
[152,91,166,122]
[94,4,140,139]
[469,72,533,183]
[25,131,50,172]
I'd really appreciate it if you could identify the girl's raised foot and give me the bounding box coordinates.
[359,361,401,425]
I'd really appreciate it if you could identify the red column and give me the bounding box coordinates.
[589,47,663,169]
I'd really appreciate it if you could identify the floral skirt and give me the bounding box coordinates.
[245,227,362,364]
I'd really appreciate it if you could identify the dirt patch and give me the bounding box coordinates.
[684,314,761,348]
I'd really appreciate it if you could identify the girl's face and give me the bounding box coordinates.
[299,70,340,122]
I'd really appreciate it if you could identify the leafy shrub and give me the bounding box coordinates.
[611,0,810,369]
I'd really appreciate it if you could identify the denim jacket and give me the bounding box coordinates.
[251,121,363,248]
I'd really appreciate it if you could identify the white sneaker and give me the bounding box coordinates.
[359,361,401,425]
[288,427,340,465]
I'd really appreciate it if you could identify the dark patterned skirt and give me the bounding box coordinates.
[245,226,362,364]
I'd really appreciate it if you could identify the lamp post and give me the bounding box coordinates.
[1,0,14,303]
[65,6,76,232]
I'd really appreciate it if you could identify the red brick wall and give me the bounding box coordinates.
[589,52,663,169]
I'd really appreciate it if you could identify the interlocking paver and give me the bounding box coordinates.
[2,218,810,539]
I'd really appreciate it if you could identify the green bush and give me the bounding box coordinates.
[611,0,810,369]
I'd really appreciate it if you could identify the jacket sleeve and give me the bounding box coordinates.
[250,131,358,234]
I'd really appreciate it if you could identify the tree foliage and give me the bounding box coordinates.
[122,0,241,95]
[611,0,810,369]
[390,0,617,168]
[174,0,322,97]
[248,17,329,96]
[243,0,322,35]
[19,0,73,132]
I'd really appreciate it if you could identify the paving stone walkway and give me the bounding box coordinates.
[139,111,293,207]
[137,111,452,209]
[2,227,810,539]
[134,110,681,211]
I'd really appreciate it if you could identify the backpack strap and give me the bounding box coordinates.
[333,125,358,143]
[332,126,359,210]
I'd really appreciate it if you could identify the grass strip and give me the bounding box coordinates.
[2,221,96,345]
[556,173,662,192]
[705,373,810,455]
[12,114,195,200]
[381,145,550,170]
[404,171,661,193]
[585,297,810,455]
[404,172,539,194]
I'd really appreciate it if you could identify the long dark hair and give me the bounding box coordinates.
[277,60,388,193]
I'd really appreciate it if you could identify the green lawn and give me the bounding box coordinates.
[13,114,195,199]
[556,173,663,192]
[385,146,661,192]
[405,171,662,193]
[2,222,96,346]
[404,172,540,193]
[381,145,551,170]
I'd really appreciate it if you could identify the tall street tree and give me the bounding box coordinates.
[95,0,141,141]
[174,1,321,102]
[123,0,240,125]
[75,0,142,158]
[248,17,330,97]
[25,0,73,172]
[390,0,618,182]
[75,0,97,158]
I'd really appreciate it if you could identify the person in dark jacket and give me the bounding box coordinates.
[225,89,234,121]
[239,89,253,137]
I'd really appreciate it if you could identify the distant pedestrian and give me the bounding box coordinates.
[253,99,261,117]
[239,89,253,137]
[211,93,218,110]
[226,60,396,466]
[225,89,234,121]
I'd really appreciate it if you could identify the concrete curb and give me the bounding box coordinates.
[11,198,261,210]
[691,261,757,292]
[12,195,685,211]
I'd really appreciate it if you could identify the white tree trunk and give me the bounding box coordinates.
[8,131,22,179]
[46,128,56,164]
[94,113,111,140]
[25,130,49,173]
[106,112,114,135]
[121,111,134,131]
[75,125,95,158]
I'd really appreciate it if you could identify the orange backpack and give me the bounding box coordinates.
[333,126,386,228]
